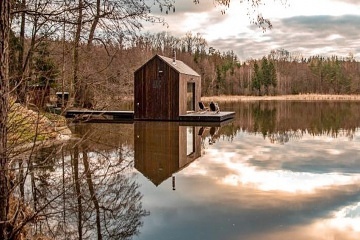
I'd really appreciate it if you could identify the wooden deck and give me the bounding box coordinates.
[179,118,234,127]
[179,111,235,122]
[65,110,235,123]
[65,110,134,120]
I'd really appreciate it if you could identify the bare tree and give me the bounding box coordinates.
[0,0,11,239]
[73,0,84,107]
[16,0,27,103]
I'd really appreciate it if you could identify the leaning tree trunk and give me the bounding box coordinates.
[0,0,11,239]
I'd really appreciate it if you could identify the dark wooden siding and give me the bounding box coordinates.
[134,56,180,120]
[134,55,201,120]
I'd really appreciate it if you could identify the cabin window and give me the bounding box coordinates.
[186,126,195,156]
[187,82,195,112]
[153,70,163,89]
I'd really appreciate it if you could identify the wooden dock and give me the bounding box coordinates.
[179,111,235,122]
[65,110,235,123]
[65,110,134,121]
[179,118,234,127]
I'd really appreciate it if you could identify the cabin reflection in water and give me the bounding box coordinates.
[134,122,201,187]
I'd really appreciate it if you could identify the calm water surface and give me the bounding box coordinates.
[29,101,360,239]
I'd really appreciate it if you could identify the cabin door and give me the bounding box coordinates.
[186,82,195,112]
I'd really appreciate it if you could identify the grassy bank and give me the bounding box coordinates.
[8,103,71,149]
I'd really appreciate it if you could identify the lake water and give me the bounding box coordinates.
[28,101,360,239]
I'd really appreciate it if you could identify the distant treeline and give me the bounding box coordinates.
[217,101,360,144]
[9,31,360,109]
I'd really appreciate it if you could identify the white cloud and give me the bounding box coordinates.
[144,0,360,60]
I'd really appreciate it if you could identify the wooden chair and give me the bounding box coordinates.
[198,101,209,112]
[209,101,220,113]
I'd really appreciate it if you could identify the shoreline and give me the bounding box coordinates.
[201,94,360,102]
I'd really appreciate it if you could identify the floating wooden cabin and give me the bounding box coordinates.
[66,54,235,123]
[134,54,201,121]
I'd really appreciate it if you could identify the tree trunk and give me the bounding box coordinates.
[0,1,11,239]
[83,150,102,240]
[73,0,83,107]
[17,0,26,103]
[87,0,101,47]
[73,146,83,239]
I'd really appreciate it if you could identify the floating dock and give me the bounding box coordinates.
[65,110,235,123]
[65,110,134,121]
[179,111,235,122]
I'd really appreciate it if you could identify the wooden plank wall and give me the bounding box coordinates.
[134,55,201,120]
[134,56,180,120]
[179,74,201,115]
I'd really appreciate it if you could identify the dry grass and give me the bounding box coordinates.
[8,103,65,144]
[7,103,72,157]
[201,94,360,102]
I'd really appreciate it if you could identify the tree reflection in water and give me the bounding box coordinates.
[8,101,360,239]
[219,101,360,144]
[24,128,148,239]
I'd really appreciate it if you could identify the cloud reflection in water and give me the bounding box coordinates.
[137,129,360,240]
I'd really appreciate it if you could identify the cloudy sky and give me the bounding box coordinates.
[145,0,360,61]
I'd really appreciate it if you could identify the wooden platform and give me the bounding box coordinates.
[65,110,134,120]
[179,118,234,127]
[179,111,235,122]
[65,110,235,123]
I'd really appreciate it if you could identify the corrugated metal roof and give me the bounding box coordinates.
[157,55,200,77]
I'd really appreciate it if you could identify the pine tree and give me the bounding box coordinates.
[261,57,270,94]
[33,41,58,87]
[269,60,277,93]
[252,61,261,95]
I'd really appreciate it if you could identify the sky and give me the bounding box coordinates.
[145,0,360,61]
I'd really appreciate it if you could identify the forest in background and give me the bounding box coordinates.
[10,30,360,110]
[5,1,360,110]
